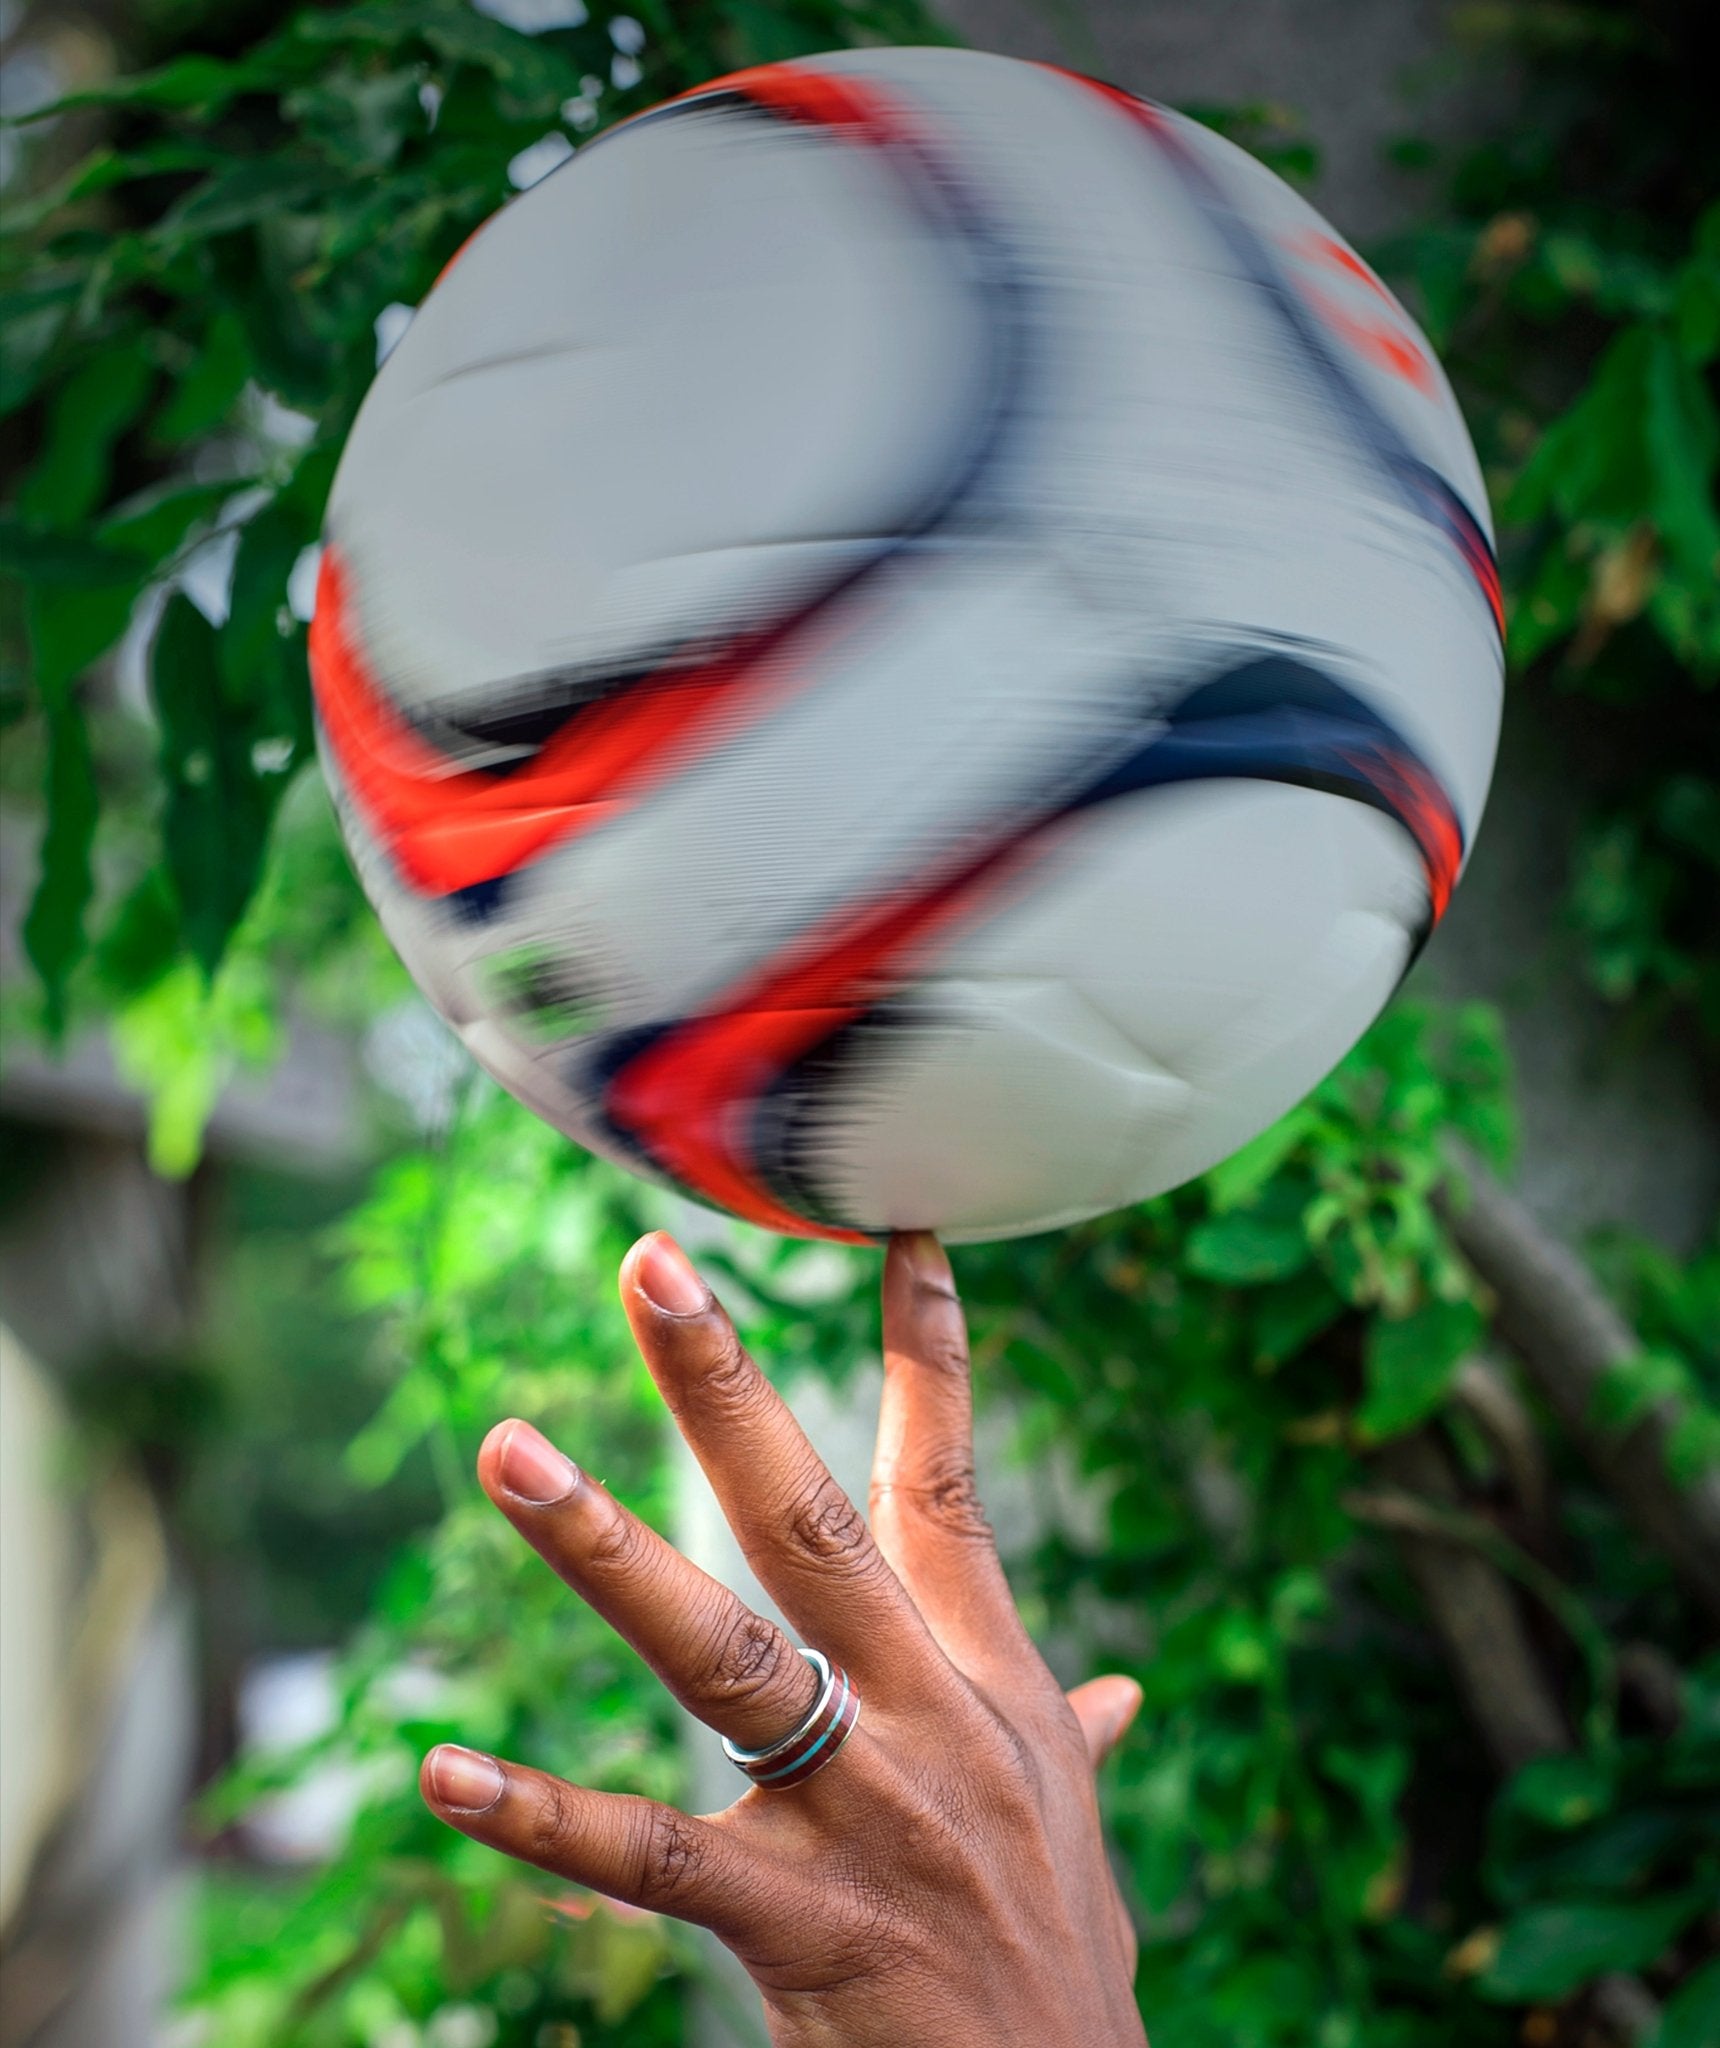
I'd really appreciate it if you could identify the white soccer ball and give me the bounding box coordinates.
[311,47,1502,1243]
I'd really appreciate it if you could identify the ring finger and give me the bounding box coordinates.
[479,1417,822,1753]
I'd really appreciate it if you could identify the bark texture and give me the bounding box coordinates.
[1441,1145,1720,1628]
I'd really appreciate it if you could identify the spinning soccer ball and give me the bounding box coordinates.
[311,48,1502,1244]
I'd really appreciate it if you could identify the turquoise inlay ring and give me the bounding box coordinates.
[720,1647,861,1790]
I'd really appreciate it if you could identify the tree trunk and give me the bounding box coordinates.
[1366,1432,1570,1772]
[1440,1145,1720,1628]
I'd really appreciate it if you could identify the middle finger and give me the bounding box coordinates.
[620,1232,944,1700]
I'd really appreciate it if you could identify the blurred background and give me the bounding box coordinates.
[1,3,1716,2046]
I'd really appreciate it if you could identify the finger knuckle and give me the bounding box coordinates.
[947,1702,1044,1817]
[786,1471,873,1568]
[582,1502,652,1578]
[917,1325,971,1379]
[918,1449,992,1540]
[870,1447,993,1543]
[690,1608,794,1706]
[689,1323,760,1416]
[629,1802,706,1906]
[904,1766,985,1858]
[526,1777,581,1868]
[1042,1687,1107,1771]
[826,1878,916,1982]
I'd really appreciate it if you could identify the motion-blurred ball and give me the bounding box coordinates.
[311,48,1502,1243]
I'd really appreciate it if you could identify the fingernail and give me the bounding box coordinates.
[901,1231,953,1290]
[1108,1680,1144,1749]
[429,1744,504,1813]
[634,1234,709,1317]
[495,1420,579,1505]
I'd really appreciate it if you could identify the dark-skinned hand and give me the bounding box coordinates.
[421,1229,1147,2048]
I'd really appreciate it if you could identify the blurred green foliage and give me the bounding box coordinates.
[183,1099,698,2048]
[2,2,1718,2046]
[0,0,949,1034]
[1380,0,1720,1045]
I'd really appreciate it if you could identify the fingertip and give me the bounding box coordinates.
[888,1230,956,1299]
[625,1231,711,1319]
[424,1743,505,1815]
[481,1417,580,1506]
[1068,1673,1145,1766]
[477,1417,515,1482]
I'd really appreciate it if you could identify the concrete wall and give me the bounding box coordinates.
[935,0,1509,244]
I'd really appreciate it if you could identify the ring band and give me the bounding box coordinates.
[721,1648,860,1790]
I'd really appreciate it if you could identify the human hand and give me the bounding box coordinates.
[422,1230,1147,2048]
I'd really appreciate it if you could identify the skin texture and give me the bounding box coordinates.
[421,1229,1148,2048]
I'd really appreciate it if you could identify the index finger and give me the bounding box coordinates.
[476,1418,823,1754]
[620,1232,943,1703]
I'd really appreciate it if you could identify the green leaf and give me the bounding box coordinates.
[722,2,852,63]
[1504,1753,1615,1830]
[1480,1895,1701,2002]
[220,498,314,758]
[22,685,98,1037]
[1672,202,1720,356]
[111,954,279,1176]
[1674,239,1720,366]
[345,1367,444,1488]
[152,593,276,979]
[18,573,144,1024]
[0,518,145,586]
[0,282,77,416]
[19,53,270,122]
[299,0,584,119]
[1358,1297,1482,1439]
[1591,1347,1692,1432]
[0,142,223,235]
[1643,329,1720,592]
[157,159,343,242]
[110,963,227,1176]
[1508,535,1590,668]
[1658,776,1720,868]
[25,576,141,703]
[282,67,426,171]
[92,866,182,998]
[1205,1107,1314,1211]
[156,312,252,445]
[1251,1272,1344,1368]
[21,576,145,1025]
[17,346,154,530]
[98,478,236,565]
[1210,1607,1273,1683]
[210,227,337,409]
[1509,327,1655,530]
[1186,1211,1312,1285]
[1491,1809,1695,1909]
[1650,1959,1720,2048]
[1665,1403,1720,1488]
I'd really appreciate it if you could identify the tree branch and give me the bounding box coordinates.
[1439,1144,1720,1627]
[1357,1434,1571,1772]
[1355,1434,1659,2043]
[1452,1353,1553,1534]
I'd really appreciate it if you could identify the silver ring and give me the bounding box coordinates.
[720,1647,861,1790]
